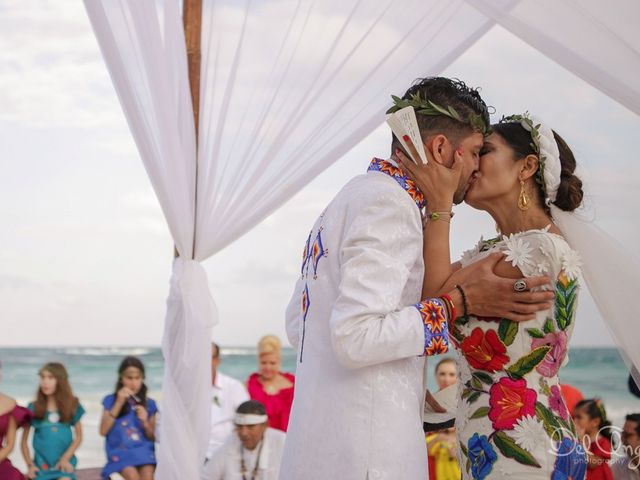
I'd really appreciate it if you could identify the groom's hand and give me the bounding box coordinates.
[456,253,555,322]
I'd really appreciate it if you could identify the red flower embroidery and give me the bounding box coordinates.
[460,328,509,372]
[549,385,569,421]
[488,377,537,430]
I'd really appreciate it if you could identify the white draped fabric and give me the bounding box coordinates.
[84,4,211,479]
[475,0,640,386]
[195,0,497,256]
[83,0,640,478]
[467,0,640,115]
[551,205,640,391]
[83,0,496,478]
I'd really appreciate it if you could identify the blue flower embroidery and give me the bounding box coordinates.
[467,433,498,480]
[299,283,311,363]
[310,229,328,278]
[551,437,587,480]
[301,231,312,275]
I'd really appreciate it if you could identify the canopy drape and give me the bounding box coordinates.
[467,0,640,115]
[83,0,640,478]
[83,0,496,477]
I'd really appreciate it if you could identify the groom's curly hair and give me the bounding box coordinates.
[390,77,490,153]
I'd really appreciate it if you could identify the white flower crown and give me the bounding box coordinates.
[499,113,561,205]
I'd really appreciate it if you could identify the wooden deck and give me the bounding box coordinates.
[76,469,103,480]
[76,469,124,480]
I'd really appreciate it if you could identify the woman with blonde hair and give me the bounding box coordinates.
[247,335,295,431]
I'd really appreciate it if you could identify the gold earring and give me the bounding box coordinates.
[518,179,530,211]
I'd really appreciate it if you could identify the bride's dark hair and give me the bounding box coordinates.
[491,122,584,213]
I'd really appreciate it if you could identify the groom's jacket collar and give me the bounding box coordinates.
[367,158,426,210]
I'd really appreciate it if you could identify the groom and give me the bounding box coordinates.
[279,77,554,479]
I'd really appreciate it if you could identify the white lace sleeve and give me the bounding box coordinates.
[500,230,564,279]
[500,229,583,368]
[459,236,496,268]
[502,230,582,281]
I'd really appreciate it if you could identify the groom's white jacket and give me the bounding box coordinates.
[280,159,450,480]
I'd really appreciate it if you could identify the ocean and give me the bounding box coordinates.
[1,346,639,471]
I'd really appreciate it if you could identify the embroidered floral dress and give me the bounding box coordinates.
[453,228,587,480]
[101,394,157,479]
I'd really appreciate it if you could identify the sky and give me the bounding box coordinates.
[1,1,638,348]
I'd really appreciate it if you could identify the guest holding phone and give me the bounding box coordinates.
[99,356,157,480]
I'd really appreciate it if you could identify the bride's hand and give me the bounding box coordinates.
[394,139,463,210]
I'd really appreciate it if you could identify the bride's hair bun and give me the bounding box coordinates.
[552,131,583,212]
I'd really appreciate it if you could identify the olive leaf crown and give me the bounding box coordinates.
[499,112,548,196]
[386,92,491,137]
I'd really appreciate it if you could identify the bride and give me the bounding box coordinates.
[398,114,590,479]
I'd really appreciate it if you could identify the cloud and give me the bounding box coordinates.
[0,1,122,128]
[0,10,638,348]
[0,273,42,290]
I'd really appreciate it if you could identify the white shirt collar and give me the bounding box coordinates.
[212,371,230,390]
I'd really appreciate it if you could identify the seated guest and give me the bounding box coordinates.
[247,336,294,432]
[612,413,640,480]
[0,360,32,480]
[22,362,85,480]
[426,358,460,480]
[434,357,457,391]
[574,398,613,480]
[201,400,286,480]
[207,342,249,460]
[99,356,158,480]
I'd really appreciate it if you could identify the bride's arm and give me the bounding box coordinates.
[396,146,554,321]
[395,146,464,297]
[421,212,461,297]
[398,146,524,298]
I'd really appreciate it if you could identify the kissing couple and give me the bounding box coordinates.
[280,76,608,480]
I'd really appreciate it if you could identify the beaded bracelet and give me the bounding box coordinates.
[426,211,454,221]
[454,284,468,318]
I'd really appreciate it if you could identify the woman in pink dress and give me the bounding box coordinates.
[1,377,32,480]
[247,335,295,432]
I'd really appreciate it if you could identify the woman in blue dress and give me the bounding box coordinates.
[20,362,85,480]
[99,356,157,480]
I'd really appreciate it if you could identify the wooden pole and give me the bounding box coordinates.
[183,0,202,141]
[178,0,202,259]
